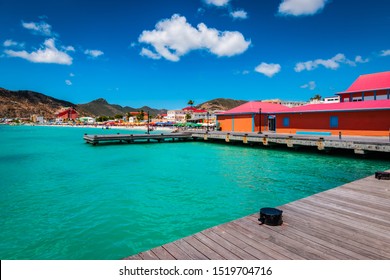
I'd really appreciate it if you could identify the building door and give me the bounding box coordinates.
[268,115,276,131]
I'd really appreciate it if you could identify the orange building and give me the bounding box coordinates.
[217,71,390,136]
[216,102,288,133]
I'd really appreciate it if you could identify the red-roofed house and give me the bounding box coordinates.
[337,71,390,102]
[275,99,390,136]
[217,72,390,136]
[216,101,288,132]
[57,107,78,121]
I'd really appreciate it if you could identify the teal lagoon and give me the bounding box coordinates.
[0,125,388,259]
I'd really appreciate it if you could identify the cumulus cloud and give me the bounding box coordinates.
[3,39,24,48]
[65,80,72,86]
[255,62,281,77]
[278,0,328,16]
[138,14,250,62]
[204,0,230,7]
[140,47,161,60]
[4,38,73,65]
[380,49,390,56]
[84,49,104,58]
[22,20,55,36]
[69,73,75,77]
[301,81,316,90]
[230,10,248,20]
[294,53,368,72]
[63,45,75,52]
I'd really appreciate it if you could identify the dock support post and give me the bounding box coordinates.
[287,136,293,148]
[243,134,248,144]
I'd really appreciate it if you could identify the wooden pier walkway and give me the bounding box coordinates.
[125,171,390,260]
[83,132,192,145]
[84,130,390,154]
[192,131,390,154]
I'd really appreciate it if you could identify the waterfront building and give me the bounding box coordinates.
[56,107,78,121]
[216,101,288,133]
[337,71,390,102]
[216,71,390,136]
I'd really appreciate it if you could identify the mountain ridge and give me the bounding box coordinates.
[0,87,246,118]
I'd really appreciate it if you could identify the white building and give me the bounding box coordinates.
[324,96,340,103]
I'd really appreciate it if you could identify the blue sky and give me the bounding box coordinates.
[1,0,389,109]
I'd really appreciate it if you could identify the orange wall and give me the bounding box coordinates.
[233,115,251,132]
[217,116,232,131]
[218,114,270,132]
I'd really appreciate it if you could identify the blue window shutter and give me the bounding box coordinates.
[283,117,290,127]
[330,116,338,128]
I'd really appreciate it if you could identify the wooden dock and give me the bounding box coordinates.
[125,172,390,260]
[192,131,390,154]
[83,130,390,154]
[83,132,193,145]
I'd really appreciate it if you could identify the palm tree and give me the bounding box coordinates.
[310,94,322,101]
[187,100,195,107]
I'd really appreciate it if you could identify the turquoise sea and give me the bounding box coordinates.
[0,125,389,260]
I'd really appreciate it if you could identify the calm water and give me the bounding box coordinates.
[0,125,388,259]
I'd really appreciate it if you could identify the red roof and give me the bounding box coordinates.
[338,71,390,95]
[218,101,288,115]
[182,106,207,113]
[278,99,390,113]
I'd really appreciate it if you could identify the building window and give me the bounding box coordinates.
[330,116,338,128]
[283,117,290,127]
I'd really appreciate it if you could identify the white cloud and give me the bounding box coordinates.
[65,80,72,86]
[140,47,161,60]
[301,81,316,90]
[204,0,230,7]
[69,73,75,77]
[4,38,73,65]
[63,45,75,52]
[294,53,368,72]
[138,14,250,62]
[3,39,24,48]
[278,0,328,16]
[380,49,390,56]
[22,20,54,36]
[255,62,281,77]
[354,55,369,64]
[84,49,104,58]
[230,10,248,20]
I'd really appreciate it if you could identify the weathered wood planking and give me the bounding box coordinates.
[124,171,390,260]
[83,132,193,145]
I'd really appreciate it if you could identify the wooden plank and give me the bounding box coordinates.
[173,239,209,260]
[202,228,258,259]
[183,235,225,260]
[308,192,390,226]
[162,243,192,260]
[322,187,390,210]
[138,250,159,260]
[150,246,175,260]
[280,206,390,259]
[282,203,390,248]
[220,223,292,260]
[233,215,337,259]
[193,232,242,260]
[294,197,390,237]
[222,221,302,259]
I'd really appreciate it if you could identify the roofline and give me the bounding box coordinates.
[270,107,390,114]
[217,107,390,116]
[337,87,390,95]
